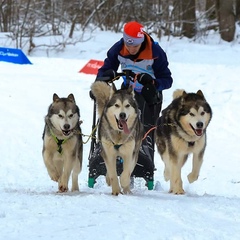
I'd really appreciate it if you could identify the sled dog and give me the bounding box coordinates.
[42,93,83,192]
[155,89,212,194]
[91,81,144,195]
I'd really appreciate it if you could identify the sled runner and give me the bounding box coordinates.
[88,70,162,190]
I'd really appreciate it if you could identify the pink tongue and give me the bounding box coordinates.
[120,119,130,134]
[195,129,203,136]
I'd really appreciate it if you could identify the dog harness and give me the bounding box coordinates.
[113,143,123,150]
[50,129,68,154]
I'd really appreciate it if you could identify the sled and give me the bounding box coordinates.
[88,70,162,190]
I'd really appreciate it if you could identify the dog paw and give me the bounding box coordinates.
[175,189,185,195]
[58,185,68,193]
[169,187,185,195]
[50,173,60,182]
[188,173,198,183]
[71,180,79,191]
[122,186,132,194]
[51,177,58,182]
[111,191,122,196]
[71,186,79,192]
[111,186,122,196]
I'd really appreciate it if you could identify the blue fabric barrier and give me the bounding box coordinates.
[0,47,32,64]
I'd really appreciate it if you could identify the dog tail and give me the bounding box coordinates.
[173,89,185,99]
[91,81,111,116]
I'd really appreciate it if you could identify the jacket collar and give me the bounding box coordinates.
[120,33,153,60]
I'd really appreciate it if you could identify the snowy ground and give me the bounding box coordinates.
[0,31,240,240]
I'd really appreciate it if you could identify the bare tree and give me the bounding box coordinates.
[236,0,240,20]
[182,0,196,38]
[0,0,13,32]
[205,0,217,20]
[1,0,239,52]
[171,0,196,38]
[216,0,235,42]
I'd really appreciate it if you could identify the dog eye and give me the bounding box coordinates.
[69,114,73,118]
[189,112,195,117]
[125,104,130,108]
[115,104,120,108]
[58,114,63,118]
[201,111,205,116]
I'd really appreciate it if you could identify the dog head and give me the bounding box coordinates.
[106,85,138,134]
[176,90,212,137]
[47,93,80,136]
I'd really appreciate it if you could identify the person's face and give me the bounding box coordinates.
[125,44,141,55]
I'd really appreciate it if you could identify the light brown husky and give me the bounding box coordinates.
[42,93,83,192]
[155,89,212,194]
[91,81,144,195]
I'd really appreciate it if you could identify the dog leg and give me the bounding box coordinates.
[104,157,121,196]
[162,154,171,182]
[105,172,111,186]
[169,158,185,194]
[188,153,203,183]
[45,163,60,182]
[58,157,73,192]
[120,156,136,194]
[43,151,61,182]
[164,165,170,181]
[53,157,63,179]
[71,158,81,191]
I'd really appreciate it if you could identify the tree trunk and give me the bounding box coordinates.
[236,0,240,21]
[205,0,216,20]
[182,0,196,38]
[216,0,235,42]
[0,0,13,32]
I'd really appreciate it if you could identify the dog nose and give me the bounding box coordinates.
[119,112,126,120]
[63,124,70,130]
[196,121,203,128]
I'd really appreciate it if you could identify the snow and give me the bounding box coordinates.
[1,31,240,240]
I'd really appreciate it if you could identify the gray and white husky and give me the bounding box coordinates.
[91,81,144,195]
[155,89,212,194]
[42,93,83,192]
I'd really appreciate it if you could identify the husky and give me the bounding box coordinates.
[90,81,144,195]
[155,89,212,194]
[42,93,83,192]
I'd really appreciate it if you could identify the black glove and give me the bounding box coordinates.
[95,69,117,82]
[137,73,153,85]
[141,83,157,104]
[103,69,117,80]
[123,69,135,78]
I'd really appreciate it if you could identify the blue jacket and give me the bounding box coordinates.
[97,33,173,92]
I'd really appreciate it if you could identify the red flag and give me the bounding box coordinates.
[79,59,104,75]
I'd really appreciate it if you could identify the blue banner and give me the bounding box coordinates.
[0,47,32,64]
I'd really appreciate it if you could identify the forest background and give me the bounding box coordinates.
[0,0,239,55]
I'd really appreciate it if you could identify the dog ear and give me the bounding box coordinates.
[53,93,59,102]
[127,85,134,96]
[109,83,117,98]
[68,93,75,103]
[182,91,187,97]
[196,90,205,99]
[180,91,187,105]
